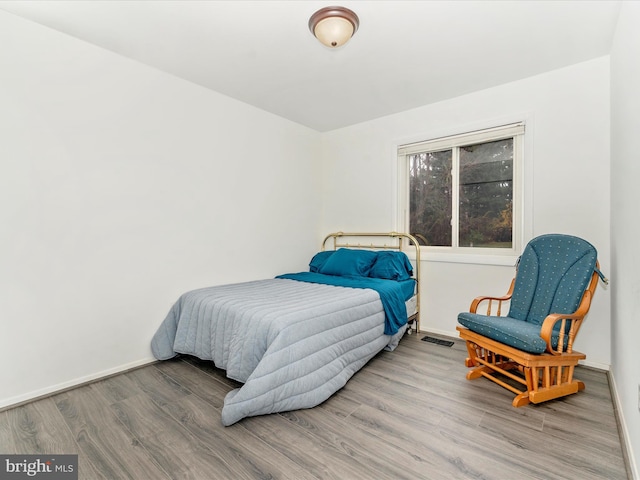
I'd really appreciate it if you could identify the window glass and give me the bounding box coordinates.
[409,150,452,246]
[459,138,513,248]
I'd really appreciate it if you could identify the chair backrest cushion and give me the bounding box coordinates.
[508,234,597,326]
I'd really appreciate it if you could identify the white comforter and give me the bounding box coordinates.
[151,278,404,425]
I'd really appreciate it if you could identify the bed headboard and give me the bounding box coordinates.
[321,231,421,332]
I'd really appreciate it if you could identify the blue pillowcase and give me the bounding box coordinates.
[368,251,413,281]
[317,248,378,277]
[309,250,335,272]
[309,249,414,280]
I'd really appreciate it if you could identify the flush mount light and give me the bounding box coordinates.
[309,6,359,48]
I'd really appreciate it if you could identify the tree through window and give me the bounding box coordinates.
[399,123,523,253]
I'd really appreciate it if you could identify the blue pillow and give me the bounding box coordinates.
[318,248,378,277]
[369,251,413,281]
[309,251,335,272]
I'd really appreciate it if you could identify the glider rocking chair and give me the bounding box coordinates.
[456,234,607,407]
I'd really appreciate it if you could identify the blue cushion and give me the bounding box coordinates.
[309,251,335,272]
[369,251,413,281]
[508,234,597,325]
[458,312,569,354]
[318,248,378,277]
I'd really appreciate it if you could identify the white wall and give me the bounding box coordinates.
[320,57,611,368]
[2,11,629,470]
[610,1,640,476]
[0,11,322,408]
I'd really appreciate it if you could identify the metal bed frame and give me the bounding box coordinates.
[321,231,421,333]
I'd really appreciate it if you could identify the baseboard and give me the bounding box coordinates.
[579,359,611,371]
[608,371,639,480]
[0,356,157,412]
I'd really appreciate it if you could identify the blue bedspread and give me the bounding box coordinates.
[275,272,414,335]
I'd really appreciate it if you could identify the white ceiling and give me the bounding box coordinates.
[0,0,621,132]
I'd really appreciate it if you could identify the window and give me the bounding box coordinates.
[398,123,524,258]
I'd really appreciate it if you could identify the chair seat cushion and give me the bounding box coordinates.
[458,313,551,354]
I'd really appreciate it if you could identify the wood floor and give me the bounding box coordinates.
[0,333,630,479]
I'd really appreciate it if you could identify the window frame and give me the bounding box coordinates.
[396,122,527,266]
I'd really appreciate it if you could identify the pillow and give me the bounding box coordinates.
[369,251,413,281]
[309,251,335,272]
[318,248,378,277]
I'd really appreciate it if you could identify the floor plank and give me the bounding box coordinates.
[240,413,378,479]
[0,410,16,454]
[53,385,171,480]
[110,393,238,479]
[0,333,630,479]
[164,393,312,479]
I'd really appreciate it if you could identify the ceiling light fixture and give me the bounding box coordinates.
[309,6,359,48]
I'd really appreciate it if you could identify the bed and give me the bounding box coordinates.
[151,232,421,426]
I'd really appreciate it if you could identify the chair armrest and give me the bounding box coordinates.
[469,278,515,315]
[540,290,593,355]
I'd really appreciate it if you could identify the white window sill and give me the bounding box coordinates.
[405,250,519,267]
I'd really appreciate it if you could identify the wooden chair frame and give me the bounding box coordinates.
[457,263,601,407]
